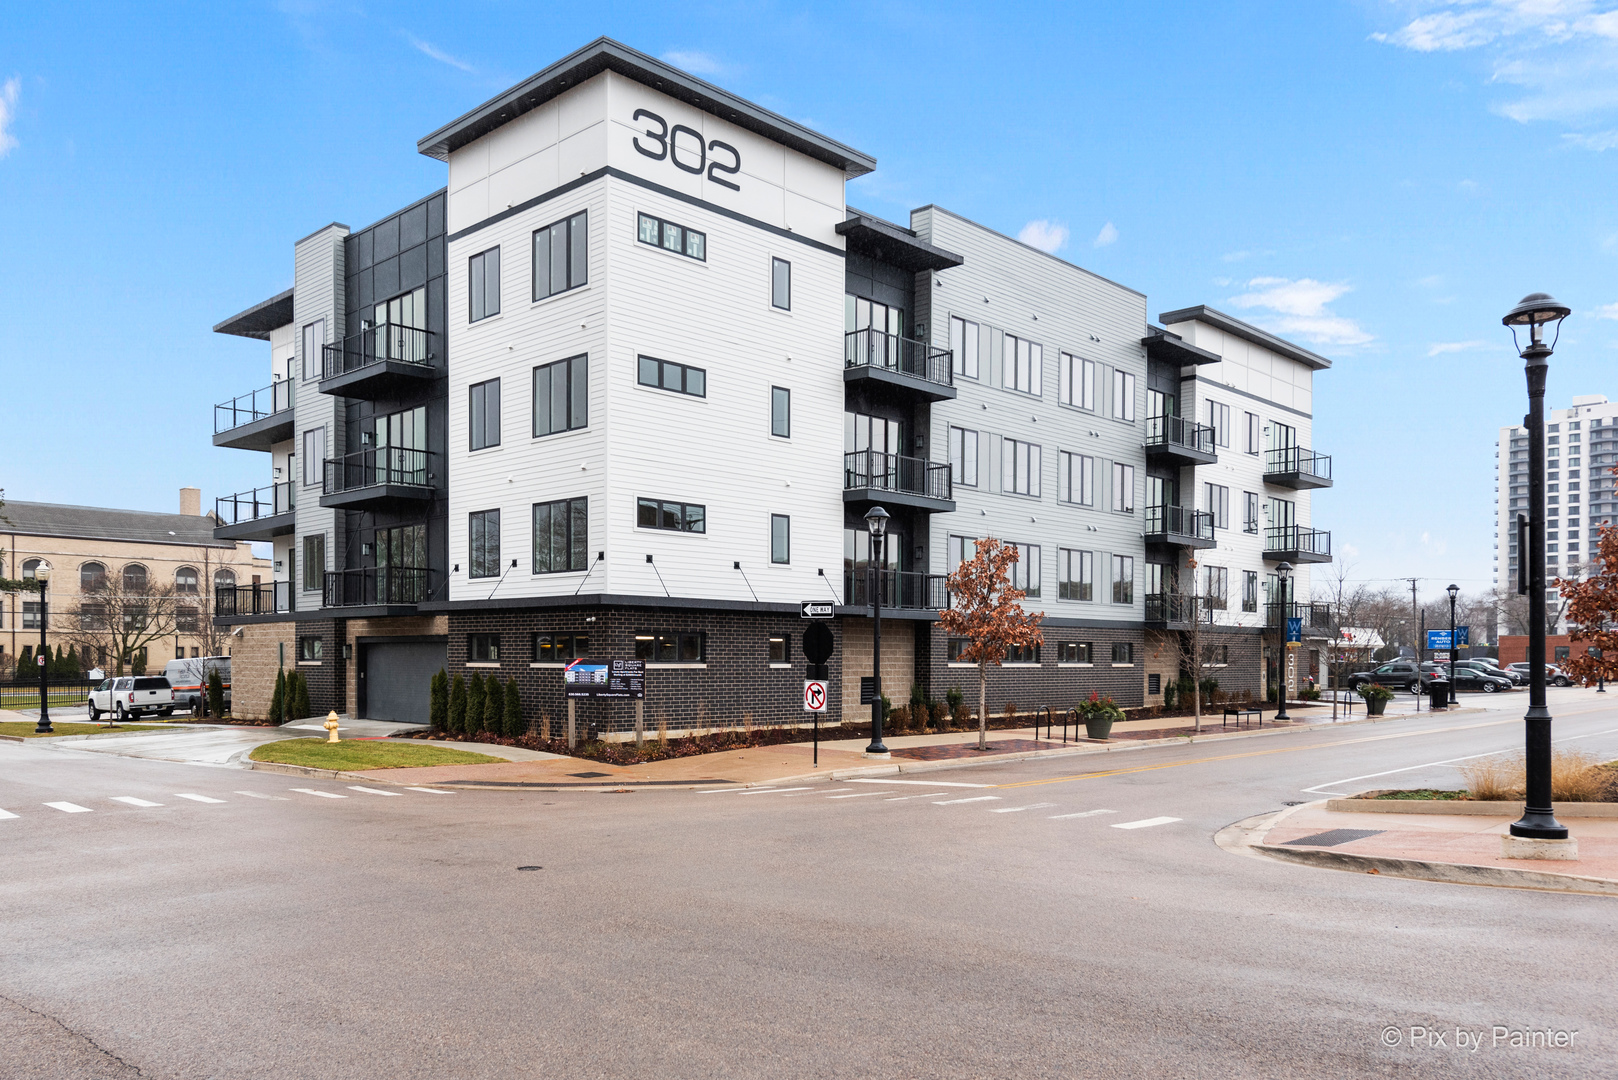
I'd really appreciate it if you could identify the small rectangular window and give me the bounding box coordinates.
[1010,541,1040,597]
[298,636,323,661]
[469,246,501,322]
[1004,335,1042,396]
[1059,548,1094,601]
[1002,438,1042,497]
[533,633,589,662]
[1060,451,1094,506]
[469,378,501,451]
[771,386,791,438]
[1112,642,1134,664]
[637,212,705,261]
[1112,555,1134,604]
[771,514,791,564]
[533,211,588,299]
[950,316,980,379]
[635,632,706,663]
[301,319,325,381]
[1205,566,1229,610]
[1206,399,1230,447]
[532,497,588,574]
[637,498,706,534]
[1111,462,1135,512]
[301,534,324,592]
[468,634,501,662]
[1204,482,1230,530]
[1243,491,1260,534]
[768,634,789,664]
[1245,412,1261,454]
[638,355,707,398]
[469,509,501,578]
[302,428,325,486]
[533,354,588,436]
[1059,642,1093,663]
[949,426,979,487]
[771,258,791,310]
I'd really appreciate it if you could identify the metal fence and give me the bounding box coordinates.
[0,678,94,711]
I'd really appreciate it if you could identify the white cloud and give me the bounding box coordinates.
[1371,9,1496,52]
[1227,276,1373,346]
[1017,219,1069,253]
[1596,301,1618,319]
[1427,340,1489,355]
[410,37,476,73]
[663,51,724,76]
[1092,221,1118,248]
[0,77,19,157]
[1221,249,1272,263]
[1563,128,1618,148]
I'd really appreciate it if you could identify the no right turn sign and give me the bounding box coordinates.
[803,680,828,713]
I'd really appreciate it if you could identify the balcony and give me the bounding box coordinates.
[1144,592,1216,629]
[213,380,293,451]
[323,567,432,609]
[320,447,436,510]
[843,329,956,401]
[1144,415,1217,467]
[843,569,950,612]
[214,483,296,542]
[1264,525,1332,564]
[1265,446,1333,490]
[843,450,955,513]
[215,581,293,618]
[1143,505,1216,549]
[1265,601,1334,631]
[319,323,437,399]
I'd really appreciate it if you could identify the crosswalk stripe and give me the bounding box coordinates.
[847,778,992,788]
[736,787,813,796]
[1111,816,1181,830]
[0,808,19,820]
[933,795,1001,805]
[826,791,895,799]
[233,791,289,800]
[174,794,226,804]
[404,787,455,795]
[990,803,1056,813]
[883,792,952,800]
[1049,809,1118,820]
[347,786,403,797]
[291,788,346,799]
[109,797,163,807]
[45,802,93,813]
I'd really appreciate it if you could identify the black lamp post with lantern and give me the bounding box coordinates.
[863,506,890,756]
[1274,561,1293,723]
[33,563,53,735]
[1447,583,1460,705]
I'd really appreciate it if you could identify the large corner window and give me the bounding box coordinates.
[534,211,588,299]
[469,246,501,322]
[533,354,588,437]
[533,497,588,574]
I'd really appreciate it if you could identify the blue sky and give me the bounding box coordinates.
[3,1,1616,607]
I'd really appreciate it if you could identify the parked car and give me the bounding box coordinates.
[1504,662,1573,686]
[1347,661,1424,693]
[1467,658,1525,685]
[1456,659,1524,685]
[87,676,175,721]
[163,656,232,716]
[1419,662,1513,693]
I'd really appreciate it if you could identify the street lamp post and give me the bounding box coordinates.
[1275,561,1292,723]
[864,506,890,756]
[34,564,53,735]
[1503,292,1571,841]
[1447,583,1459,705]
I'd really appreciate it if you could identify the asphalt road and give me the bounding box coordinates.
[3,690,1616,1079]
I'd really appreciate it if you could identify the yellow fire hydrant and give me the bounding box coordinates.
[323,711,341,743]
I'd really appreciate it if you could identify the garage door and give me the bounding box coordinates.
[361,639,446,725]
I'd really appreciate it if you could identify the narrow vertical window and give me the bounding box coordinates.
[301,534,325,592]
[469,247,501,322]
[1111,462,1135,512]
[469,510,501,578]
[950,316,980,379]
[771,387,791,438]
[950,427,979,487]
[533,355,588,436]
[1112,555,1134,604]
[469,378,501,451]
[771,514,791,564]
[302,428,325,486]
[301,319,325,381]
[1113,371,1136,421]
[771,258,791,310]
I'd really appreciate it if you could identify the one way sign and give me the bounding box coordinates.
[800,600,835,619]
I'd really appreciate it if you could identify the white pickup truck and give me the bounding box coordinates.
[87,676,176,721]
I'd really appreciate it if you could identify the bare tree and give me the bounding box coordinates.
[184,544,231,658]
[1314,559,1373,719]
[64,567,178,676]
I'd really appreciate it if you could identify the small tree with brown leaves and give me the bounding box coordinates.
[937,537,1045,750]
[1556,518,1618,685]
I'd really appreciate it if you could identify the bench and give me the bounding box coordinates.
[1222,706,1263,729]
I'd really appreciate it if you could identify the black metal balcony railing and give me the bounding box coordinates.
[1265,601,1334,630]
[844,569,950,611]
[215,581,293,617]
[1265,525,1332,558]
[844,328,953,387]
[322,322,434,378]
[1145,415,1216,455]
[323,447,435,496]
[215,482,295,525]
[323,567,432,608]
[1143,504,1215,541]
[1144,592,1216,624]
[214,380,292,434]
[844,450,952,501]
[1265,446,1333,482]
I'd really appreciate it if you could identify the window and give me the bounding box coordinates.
[1060,452,1094,506]
[301,319,324,381]
[298,636,323,661]
[1112,555,1134,604]
[768,634,790,664]
[1005,334,1042,396]
[301,535,324,591]
[469,246,501,322]
[1206,399,1230,447]
[1112,370,1136,422]
[469,634,501,662]
[1244,491,1260,534]
[950,427,979,486]
[1005,642,1041,664]
[634,632,706,663]
[1111,462,1135,512]
[769,514,791,564]
[947,638,970,662]
[950,316,980,379]
[214,569,236,591]
[302,428,325,485]
[1554,645,1570,661]
[771,387,791,438]
[469,510,501,578]
[534,211,589,298]
[174,566,198,595]
[533,354,588,436]
[80,562,107,591]
[123,563,148,592]
[532,498,588,574]
[1002,439,1042,497]
[1010,542,1041,597]
[1112,642,1135,664]
[22,602,41,630]
[1059,353,1095,410]
[948,535,978,570]
[469,378,501,450]
[1205,566,1229,610]
[638,498,706,533]
[1204,483,1230,530]
[533,633,589,662]
[638,355,706,398]
[771,258,791,310]
[636,211,703,261]
[1243,570,1259,612]
[1245,412,1261,455]
[1059,642,1093,663]
[176,606,199,632]
[1059,549,1093,601]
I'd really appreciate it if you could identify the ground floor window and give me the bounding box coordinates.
[469,633,500,662]
[533,633,588,662]
[768,634,790,663]
[635,632,705,663]
[298,636,322,661]
[1112,642,1134,664]
[1004,642,1041,664]
[1059,642,1092,663]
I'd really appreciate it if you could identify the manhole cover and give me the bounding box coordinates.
[1280,828,1384,848]
[1283,801,1305,806]
[517,865,543,871]
[569,771,611,778]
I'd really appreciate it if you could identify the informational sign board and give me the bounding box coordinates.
[1426,629,1453,651]
[1286,617,1302,645]
[803,680,828,713]
[800,600,835,620]
[564,659,645,700]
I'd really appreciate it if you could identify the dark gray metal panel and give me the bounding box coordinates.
[401,204,428,249]
[375,256,400,300]
[400,243,427,291]
[372,216,400,261]
[363,640,445,724]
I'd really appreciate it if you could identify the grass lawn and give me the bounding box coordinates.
[249,738,505,770]
[0,722,182,739]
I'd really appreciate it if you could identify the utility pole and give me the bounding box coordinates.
[1406,578,1420,662]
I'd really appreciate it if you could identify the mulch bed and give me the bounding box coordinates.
[892,739,1056,761]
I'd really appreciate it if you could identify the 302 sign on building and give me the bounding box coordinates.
[631,108,742,191]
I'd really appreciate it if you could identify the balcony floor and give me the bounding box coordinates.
[213,412,293,452]
[1145,443,1218,468]
[842,365,956,402]
[214,511,295,542]
[318,361,437,400]
[1145,532,1218,551]
[319,484,434,511]
[1263,547,1333,564]
[1264,470,1333,490]
[843,488,955,514]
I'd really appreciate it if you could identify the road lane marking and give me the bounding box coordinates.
[1302,724,1618,795]
[884,792,953,800]
[45,802,93,813]
[848,778,992,788]
[697,789,734,794]
[1112,816,1181,830]
[736,787,813,796]
[1049,809,1118,820]
[291,788,346,799]
[234,791,289,800]
[347,786,403,796]
[990,803,1056,813]
[826,792,895,799]
[109,797,163,807]
[174,794,226,804]
[404,787,455,795]
[934,796,1002,805]
[0,809,19,819]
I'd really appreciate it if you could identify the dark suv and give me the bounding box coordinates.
[1348,662,1423,693]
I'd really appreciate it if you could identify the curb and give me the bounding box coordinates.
[1326,795,1618,818]
[246,760,401,784]
[2,726,199,744]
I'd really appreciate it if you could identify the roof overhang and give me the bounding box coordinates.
[417,37,876,178]
[838,208,964,273]
[214,288,295,340]
[1157,305,1332,370]
[1143,325,1221,366]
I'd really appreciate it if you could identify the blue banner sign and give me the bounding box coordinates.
[1457,625,1470,647]
[1286,617,1302,644]
[1426,629,1452,651]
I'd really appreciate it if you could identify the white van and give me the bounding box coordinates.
[88,676,176,721]
[162,656,232,716]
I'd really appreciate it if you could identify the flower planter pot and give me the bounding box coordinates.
[1084,716,1114,740]
[1365,697,1387,716]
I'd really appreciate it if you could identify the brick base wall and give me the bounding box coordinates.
[230,623,297,720]
[928,624,1147,715]
[839,617,917,717]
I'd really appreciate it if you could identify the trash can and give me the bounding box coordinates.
[1428,678,1449,711]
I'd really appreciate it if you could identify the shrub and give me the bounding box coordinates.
[1299,685,1322,701]
[1458,754,1521,801]
[946,687,963,712]
[293,671,311,721]
[1002,701,1019,724]
[910,683,926,711]
[929,701,947,730]
[1198,677,1219,705]
[1162,680,1177,710]
[889,705,910,734]
[467,672,486,734]
[503,677,524,738]
[269,669,286,724]
[448,673,467,735]
[1357,682,1396,704]
[1552,748,1603,802]
[429,669,447,732]
[208,666,226,718]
